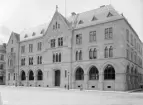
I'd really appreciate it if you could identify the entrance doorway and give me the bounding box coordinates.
[55,70,60,86]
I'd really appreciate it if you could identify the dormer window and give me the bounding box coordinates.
[32,32,36,36]
[78,20,83,24]
[92,16,97,21]
[40,29,45,34]
[24,34,28,38]
[107,12,113,17]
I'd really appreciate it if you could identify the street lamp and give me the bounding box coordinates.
[68,71,69,90]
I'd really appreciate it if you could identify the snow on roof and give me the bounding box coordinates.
[67,5,123,29]
[20,23,49,41]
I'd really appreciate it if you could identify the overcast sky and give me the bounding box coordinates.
[0,0,142,44]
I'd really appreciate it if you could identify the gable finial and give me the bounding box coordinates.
[56,5,58,12]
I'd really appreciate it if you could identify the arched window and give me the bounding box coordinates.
[56,53,58,62]
[93,48,97,59]
[89,49,92,59]
[29,70,34,80]
[75,67,84,80]
[89,66,99,80]
[21,71,26,81]
[37,70,43,80]
[79,50,82,60]
[53,54,55,62]
[76,51,78,61]
[59,53,61,62]
[104,65,115,80]
[105,47,108,58]
[109,46,113,57]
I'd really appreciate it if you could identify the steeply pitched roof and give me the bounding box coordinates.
[20,23,49,41]
[19,5,123,42]
[67,5,123,29]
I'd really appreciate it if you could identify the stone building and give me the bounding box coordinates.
[0,43,6,85]
[6,5,143,91]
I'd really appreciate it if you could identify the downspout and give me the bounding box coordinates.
[70,28,74,89]
[17,40,20,86]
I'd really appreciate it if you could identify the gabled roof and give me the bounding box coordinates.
[67,5,123,29]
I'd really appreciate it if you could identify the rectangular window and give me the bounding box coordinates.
[21,46,25,53]
[89,31,96,42]
[29,44,33,52]
[8,73,10,80]
[126,29,129,42]
[51,39,55,48]
[76,34,82,45]
[13,73,15,80]
[105,27,113,39]
[37,42,42,51]
[65,70,67,78]
[109,27,113,38]
[11,48,13,52]
[126,49,129,59]
[131,34,133,45]
[29,57,33,65]
[58,37,63,46]
[0,55,4,60]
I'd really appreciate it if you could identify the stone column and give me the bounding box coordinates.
[84,73,88,89]
[34,74,37,87]
[99,73,103,90]
[26,75,28,86]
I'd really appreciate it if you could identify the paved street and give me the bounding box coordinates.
[0,86,143,105]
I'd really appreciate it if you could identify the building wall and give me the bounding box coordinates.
[0,44,6,85]
[5,12,143,91]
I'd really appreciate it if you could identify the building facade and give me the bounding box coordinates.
[0,43,6,85]
[6,5,143,91]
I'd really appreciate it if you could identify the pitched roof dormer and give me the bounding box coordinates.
[78,20,84,24]
[32,32,36,36]
[24,34,28,38]
[92,16,98,21]
[107,12,113,17]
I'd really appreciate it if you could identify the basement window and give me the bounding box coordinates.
[107,86,111,88]
[92,86,95,88]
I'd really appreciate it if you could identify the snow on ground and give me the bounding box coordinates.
[0,86,143,105]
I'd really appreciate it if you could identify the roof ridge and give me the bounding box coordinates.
[76,5,112,15]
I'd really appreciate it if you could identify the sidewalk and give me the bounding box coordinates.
[127,88,143,93]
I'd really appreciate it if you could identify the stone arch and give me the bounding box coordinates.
[75,67,84,80]
[88,66,99,80]
[100,61,118,73]
[104,64,115,80]
[37,69,43,80]
[20,70,26,81]
[28,70,34,80]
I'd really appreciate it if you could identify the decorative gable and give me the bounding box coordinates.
[107,12,113,17]
[92,16,98,21]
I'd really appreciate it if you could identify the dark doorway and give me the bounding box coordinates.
[55,70,60,86]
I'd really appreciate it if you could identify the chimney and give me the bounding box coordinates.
[71,12,76,16]
[3,43,6,48]
[100,5,105,8]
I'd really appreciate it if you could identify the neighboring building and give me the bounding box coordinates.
[6,5,143,91]
[0,43,6,85]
